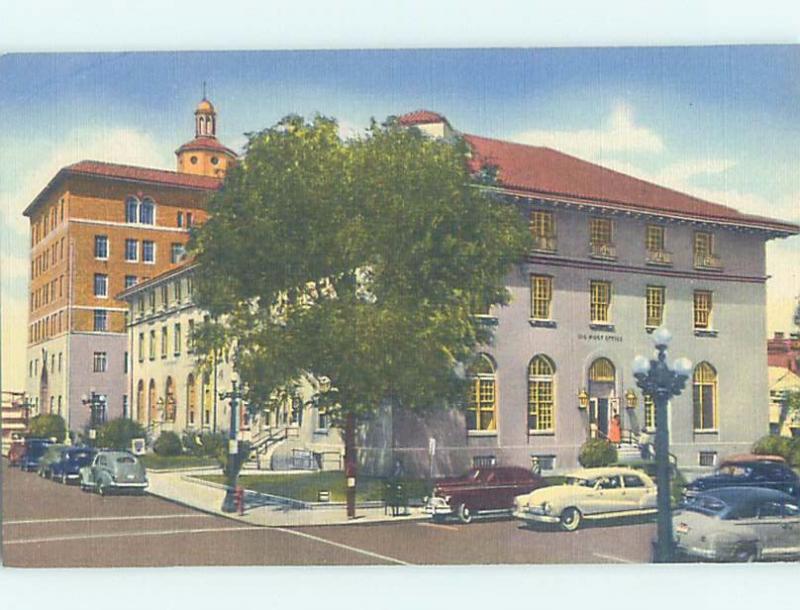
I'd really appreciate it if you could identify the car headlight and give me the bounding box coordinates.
[542,502,552,515]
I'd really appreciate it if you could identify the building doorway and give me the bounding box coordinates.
[588,357,616,440]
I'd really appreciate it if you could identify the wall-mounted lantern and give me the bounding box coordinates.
[625,389,638,409]
[577,388,590,409]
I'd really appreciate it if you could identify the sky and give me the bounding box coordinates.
[1,47,798,391]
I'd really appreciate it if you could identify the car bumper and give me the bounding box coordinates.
[675,544,720,561]
[424,498,453,516]
[512,509,559,524]
[110,481,148,489]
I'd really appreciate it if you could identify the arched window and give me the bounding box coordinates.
[589,357,616,382]
[528,355,555,432]
[137,380,145,424]
[140,198,155,225]
[126,197,139,223]
[165,376,176,422]
[202,372,211,427]
[693,362,717,430]
[466,354,497,432]
[148,379,157,423]
[186,374,197,427]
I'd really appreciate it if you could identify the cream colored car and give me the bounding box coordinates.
[512,466,658,531]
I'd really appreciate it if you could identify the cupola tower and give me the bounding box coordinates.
[176,96,237,178]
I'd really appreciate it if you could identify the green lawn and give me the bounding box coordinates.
[140,454,221,470]
[199,471,431,503]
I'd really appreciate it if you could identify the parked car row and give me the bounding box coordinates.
[7,437,148,496]
[423,453,800,562]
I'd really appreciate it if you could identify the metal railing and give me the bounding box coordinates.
[646,249,673,265]
[589,241,617,260]
[531,234,557,253]
[694,252,723,270]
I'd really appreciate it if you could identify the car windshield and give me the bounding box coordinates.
[565,477,594,487]
[683,495,728,516]
[116,456,136,464]
[715,465,751,477]
[70,452,92,461]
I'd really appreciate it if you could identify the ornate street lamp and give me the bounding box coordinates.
[81,390,107,445]
[632,327,692,563]
[219,376,244,513]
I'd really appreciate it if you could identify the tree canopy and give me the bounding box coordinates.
[190,115,530,425]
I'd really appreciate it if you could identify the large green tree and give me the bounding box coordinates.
[190,115,530,515]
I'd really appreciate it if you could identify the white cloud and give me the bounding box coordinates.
[513,102,664,157]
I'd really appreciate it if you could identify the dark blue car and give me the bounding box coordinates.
[19,438,53,472]
[683,459,800,501]
[50,447,97,484]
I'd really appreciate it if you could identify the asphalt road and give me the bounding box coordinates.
[2,458,656,567]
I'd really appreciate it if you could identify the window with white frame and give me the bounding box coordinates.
[143,240,155,264]
[93,309,108,332]
[125,197,139,223]
[140,198,155,225]
[125,275,138,289]
[92,351,108,373]
[94,274,108,298]
[125,239,138,262]
[94,235,109,259]
[171,243,185,264]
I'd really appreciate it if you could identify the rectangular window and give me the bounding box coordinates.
[149,329,156,360]
[171,243,185,264]
[590,218,613,245]
[646,225,665,252]
[530,210,556,251]
[138,332,145,362]
[148,290,156,313]
[698,451,718,468]
[142,240,155,264]
[177,212,184,228]
[126,198,138,223]
[174,279,182,303]
[94,235,109,259]
[59,275,63,298]
[160,285,168,309]
[693,290,712,329]
[125,239,138,262]
[531,455,556,473]
[645,285,665,328]
[530,275,552,320]
[186,275,194,296]
[161,326,168,358]
[590,280,611,323]
[94,273,108,298]
[58,352,62,371]
[187,319,195,353]
[93,309,108,332]
[174,323,181,355]
[187,212,193,227]
[694,232,720,269]
[125,275,138,289]
[92,351,107,373]
[137,296,144,315]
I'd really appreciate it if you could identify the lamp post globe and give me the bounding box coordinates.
[651,326,672,348]
[632,355,651,376]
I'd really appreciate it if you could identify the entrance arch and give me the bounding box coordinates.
[588,357,616,439]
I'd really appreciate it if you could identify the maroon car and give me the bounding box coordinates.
[424,466,546,524]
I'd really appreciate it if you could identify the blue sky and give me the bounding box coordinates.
[1,47,799,389]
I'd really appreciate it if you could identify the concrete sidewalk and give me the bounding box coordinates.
[146,469,427,527]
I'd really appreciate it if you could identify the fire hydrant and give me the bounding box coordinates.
[234,486,245,516]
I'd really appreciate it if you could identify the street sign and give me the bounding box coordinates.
[228,439,238,455]
[131,438,146,455]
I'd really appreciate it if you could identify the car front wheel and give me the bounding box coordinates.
[559,507,582,532]
[97,481,108,496]
[733,544,758,563]
[456,503,473,524]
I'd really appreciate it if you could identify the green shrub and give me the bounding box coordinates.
[578,439,618,468]
[96,418,146,451]
[153,431,183,456]
[752,435,794,462]
[182,431,227,457]
[27,414,67,443]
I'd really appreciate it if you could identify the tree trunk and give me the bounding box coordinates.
[344,411,356,519]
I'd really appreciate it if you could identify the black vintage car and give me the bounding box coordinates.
[683,457,799,501]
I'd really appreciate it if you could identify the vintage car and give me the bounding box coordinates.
[50,446,96,484]
[7,441,26,467]
[682,457,799,500]
[19,438,54,472]
[424,466,546,523]
[38,444,66,478]
[674,487,800,562]
[513,466,657,531]
[79,450,148,495]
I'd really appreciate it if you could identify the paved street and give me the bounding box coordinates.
[2,459,655,567]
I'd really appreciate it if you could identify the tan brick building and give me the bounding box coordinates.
[23,97,235,435]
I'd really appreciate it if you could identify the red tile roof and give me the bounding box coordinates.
[24,160,221,216]
[463,133,799,234]
[397,110,449,126]
[175,136,237,157]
